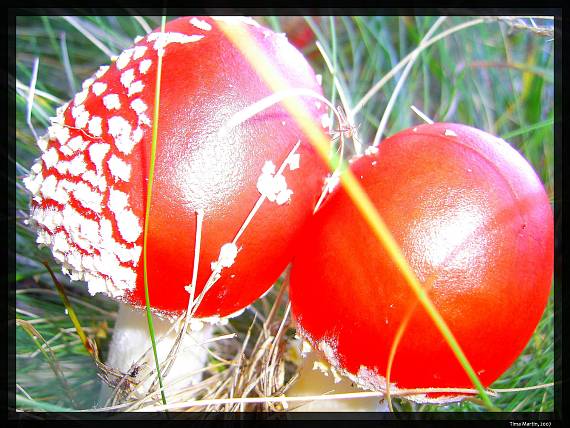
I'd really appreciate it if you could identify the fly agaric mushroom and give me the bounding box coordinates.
[289,123,553,405]
[23,15,331,400]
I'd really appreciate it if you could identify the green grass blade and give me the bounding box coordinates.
[142,14,168,408]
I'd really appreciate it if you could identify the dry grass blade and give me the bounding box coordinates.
[410,105,435,124]
[496,16,554,37]
[43,262,98,360]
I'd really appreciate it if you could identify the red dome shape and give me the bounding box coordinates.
[24,16,330,318]
[290,123,553,401]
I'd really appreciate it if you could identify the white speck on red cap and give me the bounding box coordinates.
[137,112,151,127]
[211,242,239,272]
[287,153,300,171]
[256,155,297,205]
[103,94,121,111]
[95,65,110,79]
[38,175,63,203]
[49,123,71,145]
[132,45,147,60]
[108,188,129,214]
[91,82,107,96]
[59,145,73,157]
[127,80,144,97]
[139,59,152,74]
[74,109,90,130]
[116,48,134,70]
[36,135,49,151]
[41,147,59,168]
[73,181,104,213]
[112,242,142,264]
[107,116,135,155]
[132,127,144,144]
[68,156,88,176]
[22,171,43,196]
[52,230,71,252]
[88,142,110,172]
[130,98,147,115]
[54,160,69,175]
[82,77,95,90]
[115,207,142,243]
[88,116,103,137]
[71,104,85,119]
[81,169,107,192]
[190,17,212,31]
[107,154,131,182]
[74,89,89,106]
[147,32,204,53]
[275,188,293,205]
[106,188,142,241]
[120,69,136,89]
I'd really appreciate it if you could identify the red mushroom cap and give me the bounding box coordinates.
[280,16,316,52]
[24,16,330,318]
[290,123,553,401]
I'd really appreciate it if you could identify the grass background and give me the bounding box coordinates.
[12,13,556,413]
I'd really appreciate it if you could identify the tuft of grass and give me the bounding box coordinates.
[13,14,555,413]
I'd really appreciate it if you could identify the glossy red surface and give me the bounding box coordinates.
[128,18,329,317]
[290,123,553,393]
[36,16,329,317]
[281,16,315,51]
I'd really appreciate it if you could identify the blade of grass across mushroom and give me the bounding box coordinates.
[382,169,515,411]
[218,19,499,411]
[142,14,167,407]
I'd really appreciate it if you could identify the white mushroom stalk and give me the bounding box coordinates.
[99,303,214,405]
[286,345,387,412]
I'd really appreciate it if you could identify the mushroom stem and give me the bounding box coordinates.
[287,348,385,412]
[99,302,213,405]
